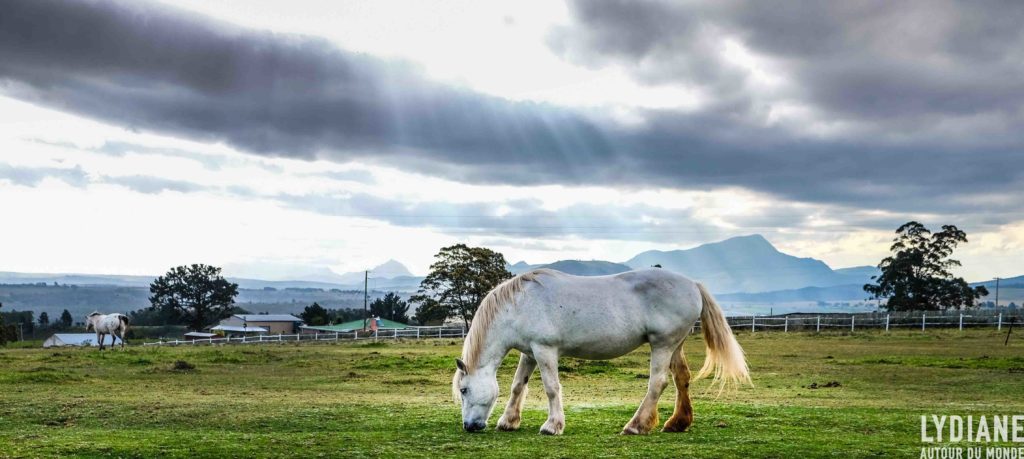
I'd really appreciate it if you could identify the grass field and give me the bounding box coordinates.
[1,330,1022,458]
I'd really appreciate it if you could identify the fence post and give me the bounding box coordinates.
[885,314,890,332]
[959,313,963,331]
[851,315,855,332]
[816,316,821,333]
[998,313,1003,331]
[751,316,756,333]
[921,314,926,331]
[416,328,420,339]
[784,317,788,333]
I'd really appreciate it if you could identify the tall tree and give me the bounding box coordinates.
[864,222,988,311]
[38,312,49,327]
[300,302,330,326]
[369,293,410,324]
[59,309,74,328]
[149,264,239,330]
[409,244,513,327]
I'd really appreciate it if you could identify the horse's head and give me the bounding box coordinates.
[453,358,499,432]
[85,312,100,331]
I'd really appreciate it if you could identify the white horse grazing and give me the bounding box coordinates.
[453,268,749,435]
[85,312,129,350]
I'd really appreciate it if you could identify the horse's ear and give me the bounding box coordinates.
[455,358,468,373]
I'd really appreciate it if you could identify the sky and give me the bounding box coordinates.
[1,0,1022,281]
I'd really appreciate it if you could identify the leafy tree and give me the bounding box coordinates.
[411,297,448,326]
[59,309,74,328]
[369,293,410,323]
[409,244,513,327]
[864,222,988,311]
[149,264,239,330]
[300,302,330,326]
[38,312,49,327]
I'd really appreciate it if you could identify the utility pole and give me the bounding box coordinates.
[362,270,369,330]
[994,277,1001,309]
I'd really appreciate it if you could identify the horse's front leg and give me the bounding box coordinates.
[497,352,537,431]
[532,345,564,435]
[622,343,673,435]
[98,333,106,351]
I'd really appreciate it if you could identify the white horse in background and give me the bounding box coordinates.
[85,312,129,350]
[453,268,750,435]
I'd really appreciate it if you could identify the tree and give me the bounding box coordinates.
[411,297,447,326]
[149,264,239,330]
[409,244,513,327]
[300,302,330,326]
[59,309,74,329]
[38,312,49,327]
[864,222,988,311]
[369,293,410,324]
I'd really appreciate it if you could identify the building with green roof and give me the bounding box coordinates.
[300,318,410,333]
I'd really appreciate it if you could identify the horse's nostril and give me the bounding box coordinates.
[464,421,485,432]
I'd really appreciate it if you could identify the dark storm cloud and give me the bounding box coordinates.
[551,0,1024,126]
[1,0,1022,219]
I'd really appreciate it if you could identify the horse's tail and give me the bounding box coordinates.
[694,283,751,390]
[118,314,130,331]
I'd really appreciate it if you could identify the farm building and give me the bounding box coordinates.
[209,325,268,337]
[301,318,410,334]
[214,314,303,334]
[42,333,120,348]
[183,332,218,340]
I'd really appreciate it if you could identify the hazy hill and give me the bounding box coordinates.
[508,260,632,276]
[624,235,875,293]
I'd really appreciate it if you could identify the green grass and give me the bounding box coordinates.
[1,330,1022,458]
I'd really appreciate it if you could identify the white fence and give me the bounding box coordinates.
[705,310,1020,333]
[142,326,466,347]
[143,311,1020,346]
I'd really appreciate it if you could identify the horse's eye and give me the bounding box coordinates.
[460,388,468,395]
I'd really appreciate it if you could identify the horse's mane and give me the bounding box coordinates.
[453,269,559,397]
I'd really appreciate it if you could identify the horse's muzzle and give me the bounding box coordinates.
[463,421,486,432]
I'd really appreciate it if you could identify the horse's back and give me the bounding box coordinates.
[511,269,703,358]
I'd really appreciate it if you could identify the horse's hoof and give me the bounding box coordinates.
[539,420,563,435]
[620,426,641,435]
[662,419,691,433]
[496,416,520,431]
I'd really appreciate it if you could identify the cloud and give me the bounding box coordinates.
[1,0,1022,222]
[0,163,88,187]
[101,175,207,194]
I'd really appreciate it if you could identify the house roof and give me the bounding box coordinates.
[233,314,302,322]
[302,318,410,332]
[184,332,218,338]
[210,325,268,333]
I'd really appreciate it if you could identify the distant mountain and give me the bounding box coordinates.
[624,235,875,293]
[539,260,632,276]
[507,260,631,276]
[971,275,1024,289]
[336,259,415,284]
[718,284,870,303]
[508,261,537,274]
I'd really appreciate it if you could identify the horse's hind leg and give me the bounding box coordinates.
[497,352,537,431]
[662,342,693,432]
[622,343,673,435]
